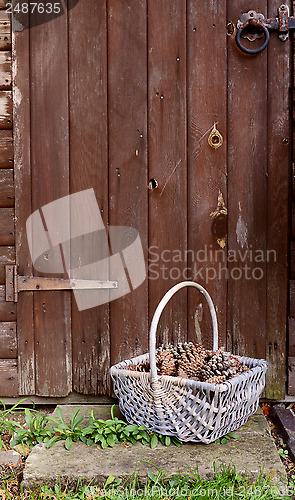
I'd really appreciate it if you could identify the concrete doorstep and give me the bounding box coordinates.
[22,405,286,490]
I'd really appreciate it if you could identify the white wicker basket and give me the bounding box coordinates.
[110,281,268,444]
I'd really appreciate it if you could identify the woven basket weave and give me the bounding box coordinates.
[110,281,268,444]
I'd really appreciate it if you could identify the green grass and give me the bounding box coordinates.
[0,464,292,499]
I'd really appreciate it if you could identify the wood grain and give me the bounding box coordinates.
[0,246,15,283]
[0,207,14,245]
[0,51,11,89]
[0,91,12,128]
[148,0,187,346]
[227,0,268,361]
[0,130,13,168]
[187,0,227,349]
[12,10,34,395]
[0,169,13,206]
[289,318,295,357]
[0,322,16,358]
[290,281,295,318]
[288,357,295,395]
[0,285,16,321]
[30,4,71,397]
[0,12,11,50]
[0,359,17,397]
[108,0,148,365]
[266,0,290,398]
[68,0,109,395]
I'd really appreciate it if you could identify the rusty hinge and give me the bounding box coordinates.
[5,265,118,302]
[235,4,293,54]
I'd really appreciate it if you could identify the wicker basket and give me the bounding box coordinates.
[110,281,268,444]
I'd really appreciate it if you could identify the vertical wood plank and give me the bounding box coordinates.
[108,0,148,365]
[187,0,227,348]
[68,0,109,395]
[267,0,290,399]
[30,6,71,396]
[227,2,268,360]
[148,0,187,346]
[12,14,33,395]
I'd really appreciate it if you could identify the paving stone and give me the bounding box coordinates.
[22,406,287,490]
[0,450,21,466]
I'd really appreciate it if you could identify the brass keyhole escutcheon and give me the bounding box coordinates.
[208,124,223,149]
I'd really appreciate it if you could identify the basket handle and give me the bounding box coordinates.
[149,281,219,381]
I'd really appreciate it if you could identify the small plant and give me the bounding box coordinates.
[215,432,240,445]
[47,407,84,450]
[7,408,53,450]
[279,446,289,458]
[0,399,29,450]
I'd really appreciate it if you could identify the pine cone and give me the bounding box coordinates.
[205,375,226,384]
[156,348,176,376]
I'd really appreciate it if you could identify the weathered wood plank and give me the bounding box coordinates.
[0,207,14,245]
[0,285,16,321]
[288,357,295,395]
[0,246,14,283]
[68,0,110,395]
[0,359,17,397]
[289,318,295,357]
[108,0,148,365]
[0,51,10,89]
[0,90,12,128]
[0,12,11,50]
[0,1,7,8]
[291,242,295,280]
[0,169,13,206]
[0,130,13,168]
[187,0,227,348]
[148,0,187,346]
[30,4,71,397]
[227,0,268,360]
[290,281,295,318]
[266,0,290,399]
[0,322,16,358]
[12,10,34,395]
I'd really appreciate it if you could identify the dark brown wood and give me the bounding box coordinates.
[108,0,148,365]
[148,0,187,346]
[0,246,15,284]
[0,12,11,50]
[0,130,13,168]
[288,357,295,395]
[266,0,290,399]
[187,0,227,348]
[227,1,268,360]
[0,359,17,396]
[0,51,11,89]
[30,5,71,397]
[290,281,295,318]
[0,169,13,206]
[68,0,110,395]
[0,207,14,245]
[0,91,12,128]
[291,242,295,280]
[12,12,34,395]
[292,163,295,199]
[292,203,295,240]
[0,322,16,358]
[289,318,295,356]
[0,285,16,321]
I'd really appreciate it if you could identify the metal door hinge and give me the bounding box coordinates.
[235,4,293,54]
[5,265,118,302]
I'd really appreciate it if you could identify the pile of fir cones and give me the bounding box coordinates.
[125,342,249,384]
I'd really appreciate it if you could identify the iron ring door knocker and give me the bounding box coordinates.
[235,4,291,55]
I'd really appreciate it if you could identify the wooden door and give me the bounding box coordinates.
[5,0,290,399]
